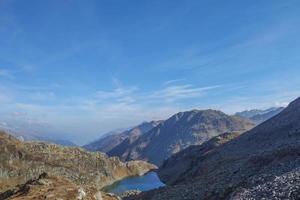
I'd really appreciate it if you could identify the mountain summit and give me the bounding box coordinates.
[132,97,300,199]
[111,109,253,165]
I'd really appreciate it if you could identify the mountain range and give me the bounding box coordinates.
[127,97,300,199]
[1,100,297,200]
[86,107,281,167]
[107,109,254,165]
[235,107,284,124]
[0,122,77,146]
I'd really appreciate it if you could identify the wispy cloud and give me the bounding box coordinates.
[84,81,220,108]
[163,78,186,86]
[1,78,298,145]
[149,84,220,102]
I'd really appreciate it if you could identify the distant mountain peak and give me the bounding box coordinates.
[83,120,162,153]
[235,106,284,125]
[108,109,254,165]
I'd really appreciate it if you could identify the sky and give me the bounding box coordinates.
[0,0,300,144]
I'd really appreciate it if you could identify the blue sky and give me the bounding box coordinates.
[0,0,300,144]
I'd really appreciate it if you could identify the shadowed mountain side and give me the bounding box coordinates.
[158,131,243,185]
[111,109,254,166]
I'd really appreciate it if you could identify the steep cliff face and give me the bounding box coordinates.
[113,109,253,166]
[0,131,156,192]
[129,97,300,200]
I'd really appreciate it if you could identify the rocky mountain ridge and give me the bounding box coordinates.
[0,131,156,196]
[127,97,300,199]
[111,109,254,165]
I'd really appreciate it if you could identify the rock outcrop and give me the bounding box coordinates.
[0,172,120,200]
[0,131,156,194]
[128,97,300,199]
[112,109,253,166]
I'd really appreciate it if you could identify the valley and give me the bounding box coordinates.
[1,102,296,200]
[1,1,299,199]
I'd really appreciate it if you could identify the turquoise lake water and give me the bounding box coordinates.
[103,172,165,194]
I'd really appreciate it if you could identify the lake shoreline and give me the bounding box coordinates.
[102,171,165,195]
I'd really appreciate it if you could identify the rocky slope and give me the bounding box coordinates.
[0,131,156,194]
[235,107,284,125]
[0,172,120,200]
[84,121,161,153]
[113,109,253,166]
[158,131,243,185]
[128,97,300,200]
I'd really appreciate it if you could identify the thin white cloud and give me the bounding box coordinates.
[86,83,220,108]
[149,84,220,102]
[163,78,186,86]
[1,78,298,145]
